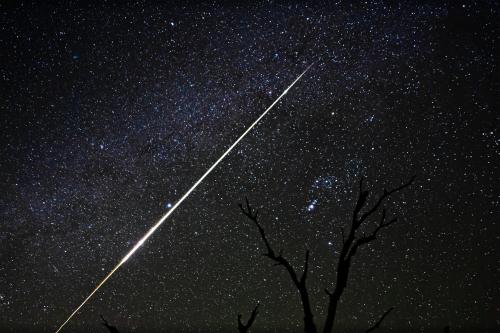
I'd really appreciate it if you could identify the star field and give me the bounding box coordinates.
[1,1,498,332]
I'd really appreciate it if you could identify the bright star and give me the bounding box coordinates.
[307,199,318,212]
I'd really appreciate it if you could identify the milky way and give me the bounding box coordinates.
[54,61,315,333]
[1,2,498,332]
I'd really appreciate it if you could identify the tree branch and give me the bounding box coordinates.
[100,315,120,333]
[346,210,398,263]
[323,176,415,333]
[365,307,394,333]
[357,176,415,226]
[239,197,306,286]
[238,303,260,333]
[239,198,317,333]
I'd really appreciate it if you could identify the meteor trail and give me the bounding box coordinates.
[54,61,315,333]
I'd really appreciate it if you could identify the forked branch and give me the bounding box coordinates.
[323,176,415,333]
[239,197,317,333]
[365,307,394,333]
[238,303,260,333]
[239,198,309,287]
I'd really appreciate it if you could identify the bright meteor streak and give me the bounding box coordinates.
[54,62,315,333]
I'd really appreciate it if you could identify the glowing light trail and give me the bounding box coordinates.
[54,62,315,333]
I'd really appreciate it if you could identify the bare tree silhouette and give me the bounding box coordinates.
[100,315,120,333]
[239,176,414,333]
[237,303,260,333]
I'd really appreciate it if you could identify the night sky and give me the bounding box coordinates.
[1,1,498,332]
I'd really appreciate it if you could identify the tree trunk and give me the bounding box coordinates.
[299,285,317,333]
